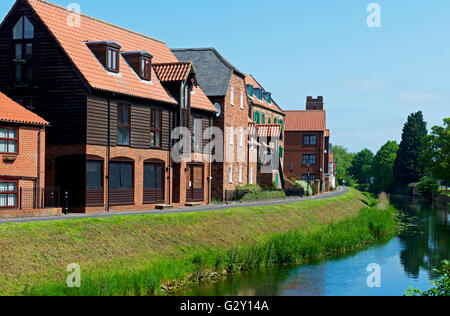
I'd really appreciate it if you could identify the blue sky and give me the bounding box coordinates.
[1,0,449,152]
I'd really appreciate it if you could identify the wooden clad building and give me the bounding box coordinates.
[0,0,217,212]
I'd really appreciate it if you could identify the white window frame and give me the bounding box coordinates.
[230,87,235,106]
[240,92,244,109]
[229,165,233,183]
[250,167,254,184]
[239,128,244,147]
[229,127,234,145]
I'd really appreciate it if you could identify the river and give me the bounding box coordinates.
[173,196,449,296]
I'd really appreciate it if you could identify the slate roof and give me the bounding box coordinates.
[285,110,326,132]
[0,91,48,126]
[172,48,245,97]
[24,0,216,112]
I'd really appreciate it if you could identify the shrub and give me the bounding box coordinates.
[240,190,286,202]
[295,180,313,196]
[407,260,450,296]
[417,176,439,200]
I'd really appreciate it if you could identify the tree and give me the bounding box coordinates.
[417,176,440,200]
[394,111,428,186]
[332,145,356,186]
[372,141,399,193]
[421,118,450,188]
[349,149,374,185]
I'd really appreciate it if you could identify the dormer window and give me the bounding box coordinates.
[141,57,151,80]
[122,51,153,81]
[86,41,121,73]
[107,47,119,72]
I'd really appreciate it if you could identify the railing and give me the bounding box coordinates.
[19,187,60,209]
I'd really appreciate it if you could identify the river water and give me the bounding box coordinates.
[174,196,449,296]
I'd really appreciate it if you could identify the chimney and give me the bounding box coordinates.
[306,96,324,110]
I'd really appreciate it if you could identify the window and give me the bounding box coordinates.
[239,128,244,147]
[12,16,34,85]
[107,47,119,72]
[240,92,244,109]
[229,166,233,183]
[230,88,235,105]
[274,118,277,125]
[250,167,253,184]
[239,166,243,183]
[141,57,151,80]
[303,154,316,166]
[117,104,131,146]
[302,174,316,181]
[268,117,271,124]
[261,113,265,124]
[0,127,18,154]
[254,111,260,124]
[279,146,284,159]
[0,181,18,208]
[109,161,133,189]
[304,135,317,146]
[229,127,234,145]
[144,163,164,190]
[150,109,161,148]
[86,161,103,190]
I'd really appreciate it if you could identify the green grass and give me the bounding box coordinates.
[0,188,381,295]
[25,205,398,296]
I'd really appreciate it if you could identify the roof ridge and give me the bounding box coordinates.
[153,61,192,66]
[29,0,166,44]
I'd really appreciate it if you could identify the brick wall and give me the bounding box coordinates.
[284,131,325,181]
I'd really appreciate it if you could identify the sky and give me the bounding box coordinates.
[1,0,449,153]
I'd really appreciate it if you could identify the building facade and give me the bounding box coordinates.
[245,75,285,189]
[173,48,255,200]
[0,0,217,213]
[0,91,49,214]
[284,97,333,192]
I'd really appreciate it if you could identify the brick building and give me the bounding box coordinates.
[284,97,333,191]
[0,91,49,214]
[172,48,256,200]
[245,75,285,189]
[0,0,217,213]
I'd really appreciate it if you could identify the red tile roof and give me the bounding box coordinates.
[27,0,216,113]
[0,92,48,125]
[285,110,326,132]
[329,152,334,162]
[245,75,284,115]
[153,62,192,82]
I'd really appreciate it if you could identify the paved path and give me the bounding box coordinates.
[0,186,350,225]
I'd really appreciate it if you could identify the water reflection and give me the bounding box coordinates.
[174,197,449,296]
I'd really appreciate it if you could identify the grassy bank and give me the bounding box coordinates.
[0,189,394,295]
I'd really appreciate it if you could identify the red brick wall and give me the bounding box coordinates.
[284,131,325,181]
[45,144,212,213]
[0,124,46,212]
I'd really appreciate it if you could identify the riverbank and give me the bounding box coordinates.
[0,188,396,296]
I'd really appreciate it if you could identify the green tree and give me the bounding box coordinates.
[372,141,399,193]
[349,149,374,185]
[394,111,428,186]
[421,118,450,188]
[417,176,440,200]
[332,145,356,186]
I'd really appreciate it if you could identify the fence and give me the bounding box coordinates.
[19,187,60,210]
[224,187,304,202]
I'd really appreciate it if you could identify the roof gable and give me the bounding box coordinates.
[0,91,48,125]
[23,0,215,112]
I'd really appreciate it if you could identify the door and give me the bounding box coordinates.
[186,164,204,202]
[172,164,181,203]
[143,162,165,204]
